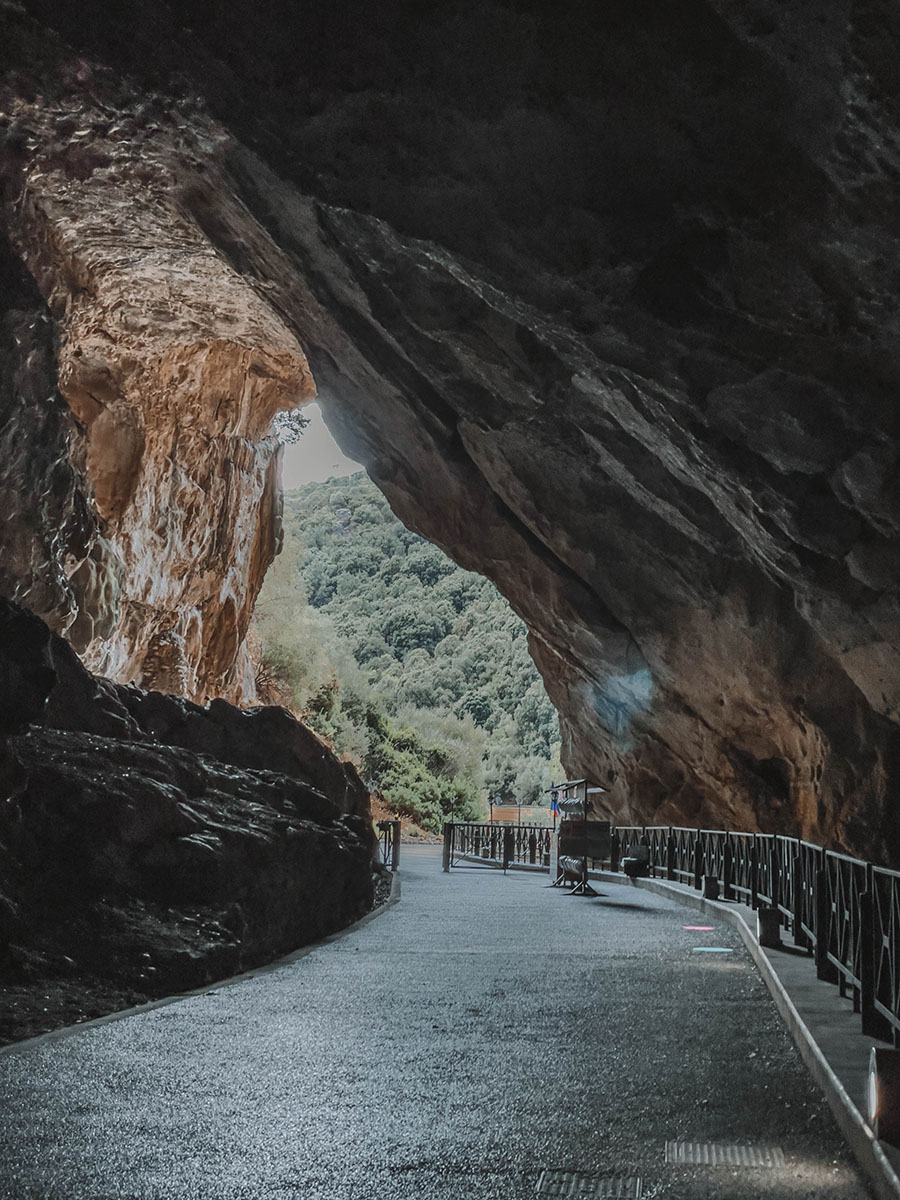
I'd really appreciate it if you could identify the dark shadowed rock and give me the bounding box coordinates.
[118,691,371,819]
[42,620,140,740]
[22,599,372,822]
[5,726,368,948]
[0,599,374,1042]
[0,599,54,732]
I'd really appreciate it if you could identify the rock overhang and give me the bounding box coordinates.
[1,0,899,857]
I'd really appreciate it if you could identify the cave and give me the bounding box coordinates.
[1,0,900,1036]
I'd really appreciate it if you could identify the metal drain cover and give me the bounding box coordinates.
[665,1141,786,1168]
[536,1171,642,1198]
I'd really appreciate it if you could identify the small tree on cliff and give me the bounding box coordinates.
[272,408,311,444]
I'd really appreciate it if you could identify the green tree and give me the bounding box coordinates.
[383,603,452,658]
[253,472,560,829]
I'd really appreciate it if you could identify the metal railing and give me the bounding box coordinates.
[871,866,900,1039]
[668,826,698,886]
[443,819,900,1045]
[448,822,552,870]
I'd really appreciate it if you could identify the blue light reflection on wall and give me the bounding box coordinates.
[580,667,654,750]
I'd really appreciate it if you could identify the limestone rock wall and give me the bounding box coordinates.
[1,79,314,701]
[3,3,900,860]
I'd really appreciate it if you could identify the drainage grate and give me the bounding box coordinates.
[536,1171,642,1198]
[665,1141,786,1168]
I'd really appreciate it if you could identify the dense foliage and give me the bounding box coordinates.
[253,473,561,830]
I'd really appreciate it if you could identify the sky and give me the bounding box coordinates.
[281,402,364,488]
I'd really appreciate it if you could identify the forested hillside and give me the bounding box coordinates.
[253,473,560,830]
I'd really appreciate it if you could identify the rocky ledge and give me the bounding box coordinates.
[0,599,375,1045]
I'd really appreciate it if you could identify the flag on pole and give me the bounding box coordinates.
[550,790,560,819]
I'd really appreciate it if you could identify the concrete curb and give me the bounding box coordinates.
[613,871,900,1200]
[0,869,403,1059]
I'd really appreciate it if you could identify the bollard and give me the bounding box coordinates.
[703,874,719,900]
[442,822,453,872]
[868,1048,900,1146]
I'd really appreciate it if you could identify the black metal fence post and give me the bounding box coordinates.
[750,841,759,910]
[815,859,839,983]
[503,828,513,873]
[792,849,807,948]
[528,832,537,864]
[723,840,734,900]
[610,831,620,873]
[442,822,453,872]
[859,862,895,1041]
[666,833,676,881]
[693,839,703,890]
[390,819,400,871]
[860,869,879,1036]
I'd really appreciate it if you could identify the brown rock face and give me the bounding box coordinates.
[1,66,314,701]
[3,3,900,858]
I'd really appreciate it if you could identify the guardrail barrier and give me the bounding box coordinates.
[446,822,553,871]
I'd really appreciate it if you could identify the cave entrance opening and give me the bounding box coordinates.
[256,402,563,841]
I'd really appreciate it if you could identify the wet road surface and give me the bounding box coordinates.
[0,845,872,1198]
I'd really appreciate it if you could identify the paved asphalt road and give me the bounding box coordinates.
[0,845,873,1199]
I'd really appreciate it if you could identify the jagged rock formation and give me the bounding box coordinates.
[0,598,373,1042]
[2,3,900,858]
